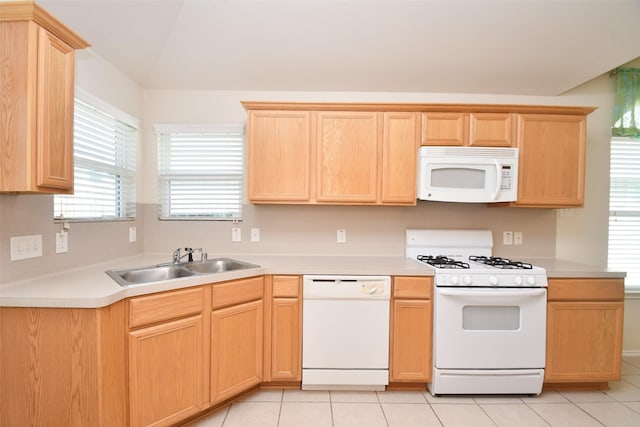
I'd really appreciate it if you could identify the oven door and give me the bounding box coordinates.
[433,286,546,369]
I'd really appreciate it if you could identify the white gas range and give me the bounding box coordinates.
[406,229,548,396]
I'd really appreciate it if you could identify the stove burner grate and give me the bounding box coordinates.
[417,255,470,269]
[469,255,533,269]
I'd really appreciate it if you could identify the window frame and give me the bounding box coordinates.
[54,90,138,222]
[608,136,640,292]
[155,124,245,221]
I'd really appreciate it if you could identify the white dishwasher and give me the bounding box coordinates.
[302,275,391,391]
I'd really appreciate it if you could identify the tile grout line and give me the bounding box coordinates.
[276,389,284,427]
[375,391,391,427]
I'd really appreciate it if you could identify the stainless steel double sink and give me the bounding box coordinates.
[106,258,260,287]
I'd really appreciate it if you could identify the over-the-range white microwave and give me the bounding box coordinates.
[417,146,519,203]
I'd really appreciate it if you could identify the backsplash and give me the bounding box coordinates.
[1,192,555,284]
[0,195,143,283]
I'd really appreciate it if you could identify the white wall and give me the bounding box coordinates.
[554,74,615,267]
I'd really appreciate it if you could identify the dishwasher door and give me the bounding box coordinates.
[302,275,391,390]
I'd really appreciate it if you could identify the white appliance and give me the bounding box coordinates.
[417,146,519,203]
[406,229,548,395]
[302,275,391,390]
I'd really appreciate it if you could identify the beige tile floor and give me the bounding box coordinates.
[190,356,640,427]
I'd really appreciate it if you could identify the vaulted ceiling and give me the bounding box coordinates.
[40,0,640,96]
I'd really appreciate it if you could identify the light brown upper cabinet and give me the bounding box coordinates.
[381,112,420,203]
[243,102,419,206]
[0,1,89,194]
[421,112,515,147]
[514,114,587,207]
[246,110,312,202]
[316,111,379,203]
[244,102,594,208]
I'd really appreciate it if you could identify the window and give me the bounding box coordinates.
[156,125,244,220]
[54,94,138,221]
[609,68,640,291]
[608,137,640,290]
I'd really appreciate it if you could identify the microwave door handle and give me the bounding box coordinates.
[489,160,501,200]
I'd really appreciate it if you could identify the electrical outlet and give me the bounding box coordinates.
[337,229,347,243]
[10,234,43,260]
[514,231,523,245]
[129,227,137,243]
[56,232,68,253]
[231,227,242,242]
[250,228,260,242]
[503,231,513,245]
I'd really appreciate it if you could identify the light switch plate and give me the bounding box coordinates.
[129,227,137,243]
[56,232,68,253]
[337,229,347,243]
[10,234,43,260]
[250,228,260,242]
[503,231,513,245]
[514,231,523,245]
[231,227,241,242]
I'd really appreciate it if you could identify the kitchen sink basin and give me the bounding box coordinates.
[184,258,259,274]
[107,265,195,286]
[106,257,260,287]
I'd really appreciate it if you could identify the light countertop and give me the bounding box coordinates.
[0,253,625,308]
[523,258,627,280]
[0,253,431,308]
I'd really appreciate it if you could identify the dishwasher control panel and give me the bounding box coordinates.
[361,283,386,296]
[302,275,391,299]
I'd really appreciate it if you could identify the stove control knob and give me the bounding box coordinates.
[450,275,460,285]
[527,276,536,286]
[489,275,498,286]
[463,275,472,285]
[514,276,523,285]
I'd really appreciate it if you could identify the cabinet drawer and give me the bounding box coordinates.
[212,276,264,310]
[272,275,300,298]
[129,287,204,329]
[393,276,433,299]
[548,279,624,301]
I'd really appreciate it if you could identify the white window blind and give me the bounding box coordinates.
[54,98,137,221]
[156,126,244,220]
[608,137,640,290]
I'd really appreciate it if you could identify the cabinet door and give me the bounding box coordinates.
[211,299,263,403]
[545,301,623,383]
[515,114,586,207]
[129,316,204,427]
[469,113,515,147]
[36,27,75,191]
[390,299,432,382]
[247,110,311,202]
[421,112,468,146]
[316,112,379,203]
[381,112,419,204]
[271,297,301,381]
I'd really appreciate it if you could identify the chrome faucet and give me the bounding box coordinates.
[172,247,206,264]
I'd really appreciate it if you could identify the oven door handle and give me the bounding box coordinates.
[437,288,547,298]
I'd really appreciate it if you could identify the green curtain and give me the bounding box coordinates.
[612,68,640,138]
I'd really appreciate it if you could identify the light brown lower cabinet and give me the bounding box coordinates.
[266,275,302,382]
[210,276,264,403]
[545,278,624,386]
[0,302,127,427]
[128,316,204,427]
[127,286,206,427]
[211,299,264,403]
[389,276,433,382]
